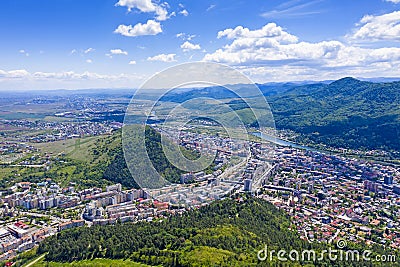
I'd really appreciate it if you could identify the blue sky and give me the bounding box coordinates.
[0,0,400,89]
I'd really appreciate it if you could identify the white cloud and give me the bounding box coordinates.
[180,9,189,16]
[206,4,216,12]
[7,69,30,78]
[386,0,400,3]
[70,49,77,55]
[203,22,400,81]
[217,23,298,43]
[176,32,196,41]
[204,39,344,64]
[115,0,155,12]
[348,11,400,41]
[19,50,29,56]
[154,5,169,21]
[86,59,93,63]
[84,48,95,54]
[110,49,128,55]
[129,60,137,64]
[114,20,162,37]
[181,41,201,51]
[147,53,176,62]
[261,0,323,19]
[115,0,170,21]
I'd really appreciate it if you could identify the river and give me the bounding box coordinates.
[252,132,325,153]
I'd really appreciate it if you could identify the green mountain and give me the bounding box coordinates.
[35,196,398,267]
[159,77,400,151]
[104,125,201,188]
[270,77,400,150]
[17,126,197,190]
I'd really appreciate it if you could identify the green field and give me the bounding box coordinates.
[34,135,105,162]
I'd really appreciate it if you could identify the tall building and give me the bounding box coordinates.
[384,176,394,185]
[308,182,314,193]
[394,185,400,195]
[364,180,378,192]
[244,179,252,192]
[180,173,194,184]
[106,183,122,192]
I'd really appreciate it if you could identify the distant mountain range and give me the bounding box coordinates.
[1,76,399,151]
[160,77,400,151]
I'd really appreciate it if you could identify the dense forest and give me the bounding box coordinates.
[103,126,201,187]
[269,78,400,150]
[36,196,398,266]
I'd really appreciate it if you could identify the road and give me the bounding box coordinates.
[20,211,69,223]
[23,253,46,267]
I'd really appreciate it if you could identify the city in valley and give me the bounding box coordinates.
[0,91,399,263]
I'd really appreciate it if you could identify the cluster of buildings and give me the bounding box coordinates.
[1,118,399,261]
[0,119,121,143]
[0,221,52,261]
[260,146,400,249]
[2,181,79,211]
[0,142,37,164]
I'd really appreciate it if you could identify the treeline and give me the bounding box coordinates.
[37,197,398,266]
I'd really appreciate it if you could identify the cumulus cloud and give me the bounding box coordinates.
[217,23,298,43]
[386,0,400,3]
[348,11,400,41]
[147,53,176,62]
[115,0,170,21]
[180,41,201,51]
[129,60,137,64]
[114,20,162,37]
[203,22,400,81]
[180,9,189,16]
[110,49,128,55]
[86,59,93,63]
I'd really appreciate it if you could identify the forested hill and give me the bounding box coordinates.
[102,126,200,187]
[45,126,198,189]
[37,197,398,267]
[270,77,400,150]
[159,77,400,150]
